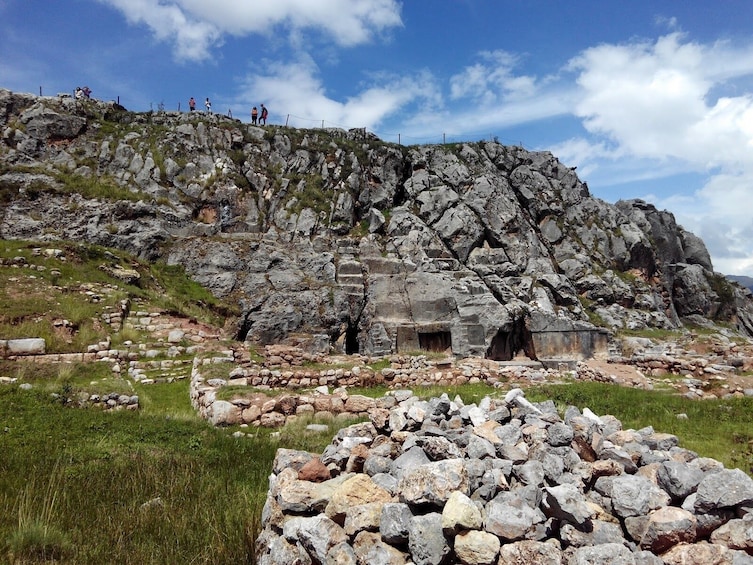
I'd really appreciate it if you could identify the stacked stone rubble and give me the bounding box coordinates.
[256,389,753,565]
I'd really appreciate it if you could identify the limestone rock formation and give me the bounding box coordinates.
[2,88,753,359]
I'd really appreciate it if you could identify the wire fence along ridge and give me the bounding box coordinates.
[34,85,531,149]
[280,113,530,148]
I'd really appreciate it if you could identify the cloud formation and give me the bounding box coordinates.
[233,56,440,133]
[551,32,753,274]
[449,50,538,105]
[568,33,753,165]
[99,0,402,61]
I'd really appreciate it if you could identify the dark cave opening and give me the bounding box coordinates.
[236,317,252,342]
[345,322,360,354]
[486,318,537,361]
[418,331,452,352]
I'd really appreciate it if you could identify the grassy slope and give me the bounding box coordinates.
[0,381,345,564]
[0,239,234,354]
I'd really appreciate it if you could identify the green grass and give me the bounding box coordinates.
[527,382,753,473]
[0,383,342,564]
[0,239,237,353]
[616,327,685,340]
[52,170,146,202]
[8,468,73,563]
[0,377,370,564]
[133,379,197,420]
[0,361,131,398]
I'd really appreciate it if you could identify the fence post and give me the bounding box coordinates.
[285,114,289,127]
[39,86,42,96]
[398,133,401,145]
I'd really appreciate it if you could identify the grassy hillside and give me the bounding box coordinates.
[0,239,236,353]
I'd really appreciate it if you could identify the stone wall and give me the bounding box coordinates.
[189,350,582,428]
[255,389,753,565]
[188,336,753,428]
[189,344,661,428]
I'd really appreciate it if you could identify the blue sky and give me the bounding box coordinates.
[3,1,753,276]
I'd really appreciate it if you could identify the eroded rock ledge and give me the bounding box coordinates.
[256,389,753,565]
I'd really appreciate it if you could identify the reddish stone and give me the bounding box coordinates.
[298,457,331,482]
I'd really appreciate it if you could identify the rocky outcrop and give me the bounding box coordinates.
[256,389,753,564]
[2,88,753,360]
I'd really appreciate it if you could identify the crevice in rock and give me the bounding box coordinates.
[390,155,413,209]
[235,301,265,341]
[345,319,360,354]
[485,315,537,361]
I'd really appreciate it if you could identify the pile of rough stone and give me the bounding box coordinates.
[255,389,753,565]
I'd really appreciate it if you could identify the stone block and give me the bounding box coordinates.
[7,338,45,356]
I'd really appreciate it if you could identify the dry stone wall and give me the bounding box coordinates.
[189,350,592,428]
[255,389,753,565]
[189,336,753,429]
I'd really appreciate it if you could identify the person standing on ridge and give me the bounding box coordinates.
[260,103,268,125]
[205,97,212,114]
[189,97,196,111]
[251,106,258,124]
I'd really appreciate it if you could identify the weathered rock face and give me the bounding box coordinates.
[2,88,753,358]
[255,389,753,565]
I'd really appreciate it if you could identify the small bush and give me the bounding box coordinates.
[7,521,72,562]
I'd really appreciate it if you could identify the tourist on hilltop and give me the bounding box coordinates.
[251,106,258,124]
[205,97,212,114]
[75,86,91,99]
[189,97,196,111]
[260,103,268,125]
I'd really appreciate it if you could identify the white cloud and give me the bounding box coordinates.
[233,58,438,131]
[99,0,222,61]
[567,32,753,168]
[98,0,402,61]
[688,173,753,273]
[449,50,537,104]
[552,32,753,274]
[180,0,402,44]
[393,50,575,140]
